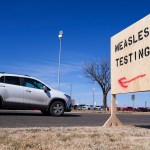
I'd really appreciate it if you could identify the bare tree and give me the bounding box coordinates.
[83,60,111,110]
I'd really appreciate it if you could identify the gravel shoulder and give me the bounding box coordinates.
[0,126,150,150]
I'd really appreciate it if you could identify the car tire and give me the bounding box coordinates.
[49,101,65,116]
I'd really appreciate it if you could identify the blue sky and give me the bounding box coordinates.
[0,0,150,107]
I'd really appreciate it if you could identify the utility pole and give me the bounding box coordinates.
[131,95,135,111]
[58,30,63,90]
[92,88,95,106]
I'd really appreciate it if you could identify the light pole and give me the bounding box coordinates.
[145,101,147,108]
[92,88,95,106]
[131,95,135,111]
[58,30,63,90]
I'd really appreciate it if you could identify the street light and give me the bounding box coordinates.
[92,88,95,106]
[58,30,63,90]
[131,95,135,111]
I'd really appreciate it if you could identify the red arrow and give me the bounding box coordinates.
[118,74,146,88]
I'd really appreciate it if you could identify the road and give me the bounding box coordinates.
[0,110,150,128]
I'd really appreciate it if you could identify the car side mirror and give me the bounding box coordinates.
[43,86,48,92]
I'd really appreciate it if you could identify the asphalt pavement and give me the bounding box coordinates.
[0,110,150,128]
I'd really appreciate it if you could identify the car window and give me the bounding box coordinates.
[0,76,4,83]
[22,78,44,90]
[5,76,20,86]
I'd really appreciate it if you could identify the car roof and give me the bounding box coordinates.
[0,72,30,78]
[0,72,42,84]
[0,72,52,89]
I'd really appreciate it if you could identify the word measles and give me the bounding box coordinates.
[115,27,150,67]
[115,27,149,52]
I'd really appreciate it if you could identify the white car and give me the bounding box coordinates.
[81,105,95,110]
[81,105,90,110]
[0,73,72,116]
[95,105,103,110]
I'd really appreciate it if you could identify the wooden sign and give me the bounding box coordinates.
[111,14,150,94]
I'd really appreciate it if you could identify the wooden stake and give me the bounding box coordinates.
[103,94,123,127]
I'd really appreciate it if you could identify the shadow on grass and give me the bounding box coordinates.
[135,125,150,129]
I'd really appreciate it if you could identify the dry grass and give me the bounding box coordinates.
[0,126,150,150]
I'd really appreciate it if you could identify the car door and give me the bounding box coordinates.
[1,76,23,108]
[22,77,50,109]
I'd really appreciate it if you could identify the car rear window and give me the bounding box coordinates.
[0,76,4,83]
[5,76,20,86]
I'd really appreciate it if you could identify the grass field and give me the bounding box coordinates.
[0,126,150,150]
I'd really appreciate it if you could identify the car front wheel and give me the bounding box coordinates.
[50,101,65,116]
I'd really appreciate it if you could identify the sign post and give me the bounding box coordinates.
[104,14,150,127]
[103,94,123,126]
